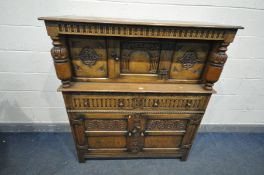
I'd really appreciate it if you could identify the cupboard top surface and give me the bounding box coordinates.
[58,82,215,94]
[38,16,243,29]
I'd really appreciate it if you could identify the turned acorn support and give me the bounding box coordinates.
[203,42,229,90]
[50,36,72,87]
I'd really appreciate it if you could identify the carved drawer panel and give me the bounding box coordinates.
[170,42,210,80]
[145,118,187,131]
[85,119,127,131]
[64,93,210,111]
[68,37,108,78]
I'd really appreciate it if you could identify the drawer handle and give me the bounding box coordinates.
[118,101,124,107]
[128,131,144,136]
[153,102,159,107]
[186,102,192,108]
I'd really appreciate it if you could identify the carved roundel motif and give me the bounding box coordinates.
[178,50,199,70]
[79,47,100,66]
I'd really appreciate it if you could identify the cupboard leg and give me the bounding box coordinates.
[180,151,190,161]
[77,150,86,163]
[78,154,85,163]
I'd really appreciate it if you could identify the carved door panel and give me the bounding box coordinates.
[142,113,198,153]
[120,41,160,74]
[170,42,210,80]
[70,113,129,153]
[68,36,108,78]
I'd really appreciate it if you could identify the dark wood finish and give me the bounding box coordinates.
[39,16,242,162]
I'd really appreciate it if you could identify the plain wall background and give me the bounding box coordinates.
[0,0,264,125]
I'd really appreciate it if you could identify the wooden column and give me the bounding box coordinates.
[180,114,202,161]
[203,42,229,90]
[69,114,87,163]
[50,36,72,87]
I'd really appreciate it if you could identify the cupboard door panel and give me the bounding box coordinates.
[142,113,202,151]
[71,113,129,153]
[120,41,160,74]
[170,42,210,80]
[69,37,108,78]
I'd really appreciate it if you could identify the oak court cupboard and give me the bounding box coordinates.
[39,16,243,162]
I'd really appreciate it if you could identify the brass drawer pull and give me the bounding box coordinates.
[186,102,192,108]
[153,102,159,107]
[118,101,124,107]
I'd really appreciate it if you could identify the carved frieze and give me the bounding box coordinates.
[69,94,208,110]
[57,22,228,40]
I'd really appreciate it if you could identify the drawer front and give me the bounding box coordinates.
[64,93,210,111]
[70,112,202,155]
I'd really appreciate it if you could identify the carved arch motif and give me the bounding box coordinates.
[121,42,160,73]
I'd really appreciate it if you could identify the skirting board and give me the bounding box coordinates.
[0,123,264,133]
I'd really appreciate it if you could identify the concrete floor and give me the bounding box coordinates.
[0,132,263,175]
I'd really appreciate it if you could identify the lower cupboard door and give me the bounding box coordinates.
[87,135,128,153]
[71,113,129,153]
[142,113,197,153]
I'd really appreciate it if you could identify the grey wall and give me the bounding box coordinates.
[0,0,263,126]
